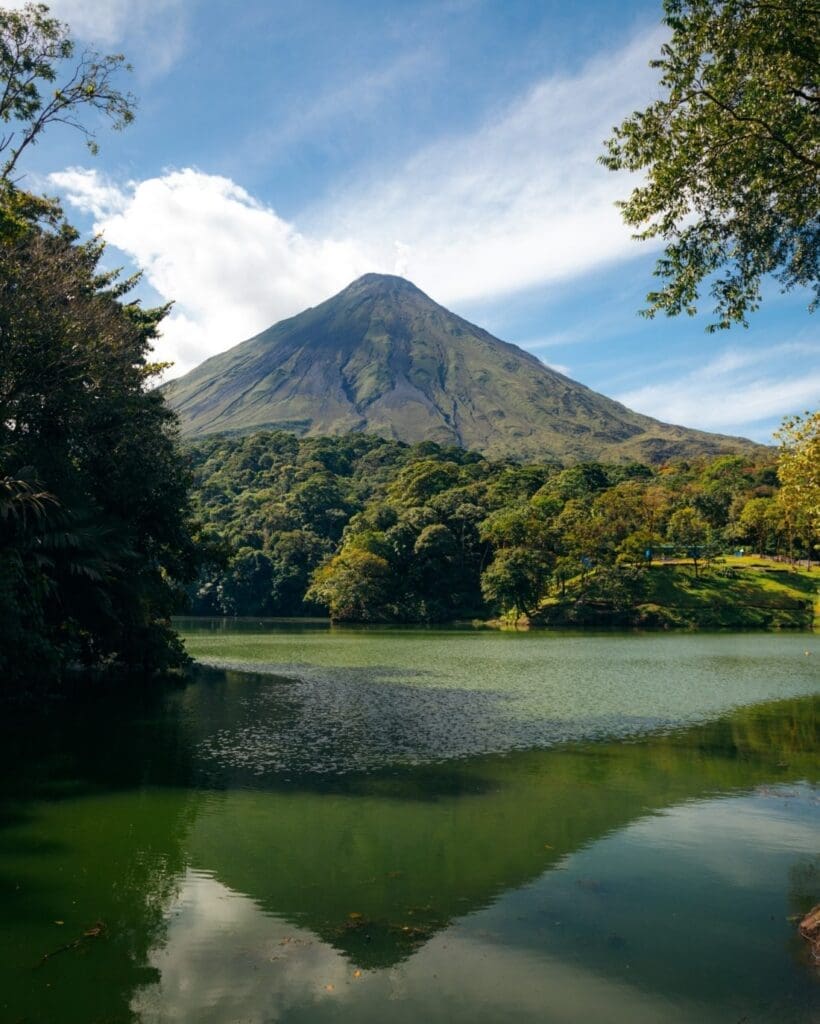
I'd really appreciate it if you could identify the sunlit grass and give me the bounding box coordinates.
[537,557,818,630]
[642,560,818,629]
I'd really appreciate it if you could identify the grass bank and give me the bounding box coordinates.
[529,557,819,631]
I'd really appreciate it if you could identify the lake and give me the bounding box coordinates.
[1,623,817,1023]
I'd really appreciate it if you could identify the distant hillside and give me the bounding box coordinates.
[163,274,761,464]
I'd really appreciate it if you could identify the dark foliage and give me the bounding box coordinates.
[0,205,200,694]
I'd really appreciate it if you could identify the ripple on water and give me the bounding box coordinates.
[185,631,819,780]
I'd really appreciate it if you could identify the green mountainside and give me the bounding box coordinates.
[164,273,760,463]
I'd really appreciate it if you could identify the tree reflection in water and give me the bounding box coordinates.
[0,667,816,1024]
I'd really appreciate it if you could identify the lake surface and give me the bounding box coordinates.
[1,624,818,1023]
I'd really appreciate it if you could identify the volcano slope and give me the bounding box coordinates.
[163,274,760,464]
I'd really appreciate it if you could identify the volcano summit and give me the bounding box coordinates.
[163,274,759,463]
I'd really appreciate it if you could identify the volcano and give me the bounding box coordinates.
[163,273,759,463]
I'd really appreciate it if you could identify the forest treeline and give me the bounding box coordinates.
[187,429,816,623]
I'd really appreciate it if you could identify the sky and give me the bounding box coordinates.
[15,0,819,443]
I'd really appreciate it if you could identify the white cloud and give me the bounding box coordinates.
[616,343,820,439]
[626,790,819,889]
[133,866,704,1024]
[132,869,354,1022]
[51,167,375,373]
[5,0,188,75]
[523,310,632,351]
[51,27,665,378]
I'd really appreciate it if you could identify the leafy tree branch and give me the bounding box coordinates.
[0,2,134,182]
[602,0,819,328]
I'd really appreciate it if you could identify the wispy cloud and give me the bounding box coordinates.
[237,48,439,167]
[544,361,572,377]
[522,315,629,352]
[313,27,666,304]
[616,343,820,440]
[52,26,665,377]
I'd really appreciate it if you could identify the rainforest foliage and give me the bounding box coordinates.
[187,430,817,623]
[0,5,200,695]
[0,204,201,691]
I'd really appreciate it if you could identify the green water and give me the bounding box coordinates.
[1,625,818,1023]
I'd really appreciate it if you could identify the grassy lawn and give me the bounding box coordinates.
[638,557,818,629]
[534,556,818,631]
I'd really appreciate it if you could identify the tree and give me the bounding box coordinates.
[0,471,61,683]
[386,459,462,507]
[480,547,550,619]
[737,496,779,555]
[0,3,134,183]
[0,213,200,689]
[775,409,820,564]
[667,505,711,574]
[602,0,819,329]
[555,498,607,569]
[617,528,664,566]
[479,503,552,549]
[0,4,197,692]
[218,549,275,616]
[306,548,394,621]
[591,481,650,558]
[478,499,556,617]
[269,529,330,614]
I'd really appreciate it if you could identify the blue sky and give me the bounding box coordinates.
[17,0,819,442]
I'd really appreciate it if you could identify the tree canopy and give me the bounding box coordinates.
[0,205,202,692]
[0,3,197,695]
[775,409,820,560]
[185,430,803,624]
[602,0,819,329]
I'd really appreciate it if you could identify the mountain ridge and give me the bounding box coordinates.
[163,273,762,463]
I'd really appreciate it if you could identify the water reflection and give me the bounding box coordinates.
[130,783,818,1024]
[180,695,819,971]
[131,869,707,1024]
[0,659,816,1023]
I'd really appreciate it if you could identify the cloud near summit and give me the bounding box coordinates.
[52,28,663,377]
[52,167,372,374]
